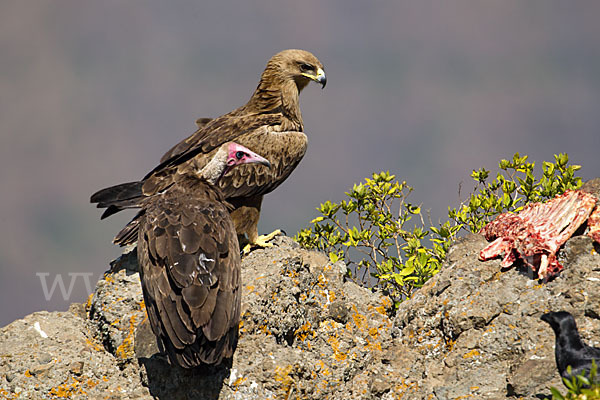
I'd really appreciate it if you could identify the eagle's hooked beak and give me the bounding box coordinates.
[302,67,327,89]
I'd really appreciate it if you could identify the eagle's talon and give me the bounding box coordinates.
[242,230,282,255]
[258,229,282,243]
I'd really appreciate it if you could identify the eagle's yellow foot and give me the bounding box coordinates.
[242,230,282,255]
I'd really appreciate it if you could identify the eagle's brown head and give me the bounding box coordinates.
[262,49,326,92]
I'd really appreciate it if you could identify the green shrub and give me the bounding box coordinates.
[449,153,582,234]
[549,362,600,400]
[296,172,459,304]
[295,153,582,306]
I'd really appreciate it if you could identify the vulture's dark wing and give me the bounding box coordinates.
[138,182,241,367]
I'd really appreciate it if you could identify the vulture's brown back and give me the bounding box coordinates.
[137,175,240,367]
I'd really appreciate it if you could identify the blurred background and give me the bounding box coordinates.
[1,1,599,326]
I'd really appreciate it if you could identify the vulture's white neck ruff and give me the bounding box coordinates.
[199,146,229,186]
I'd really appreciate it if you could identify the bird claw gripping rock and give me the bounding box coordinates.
[479,190,599,280]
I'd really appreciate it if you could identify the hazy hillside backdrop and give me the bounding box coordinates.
[2,0,600,326]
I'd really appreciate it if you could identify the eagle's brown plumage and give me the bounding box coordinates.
[137,143,270,368]
[91,49,326,250]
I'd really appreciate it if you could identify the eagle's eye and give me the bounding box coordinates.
[235,151,245,160]
[299,63,313,72]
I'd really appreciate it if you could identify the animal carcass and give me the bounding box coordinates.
[479,189,599,279]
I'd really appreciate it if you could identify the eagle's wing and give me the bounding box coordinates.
[155,113,282,168]
[216,128,307,199]
[138,184,241,367]
[143,126,306,201]
[159,117,213,163]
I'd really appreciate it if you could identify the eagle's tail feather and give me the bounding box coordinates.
[90,181,144,219]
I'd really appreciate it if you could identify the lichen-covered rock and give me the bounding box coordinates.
[390,233,600,399]
[88,246,146,365]
[0,305,151,399]
[1,233,599,399]
[0,237,394,399]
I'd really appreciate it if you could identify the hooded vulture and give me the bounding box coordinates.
[91,49,326,253]
[137,142,270,367]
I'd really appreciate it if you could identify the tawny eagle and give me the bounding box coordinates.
[91,49,326,253]
[138,142,270,367]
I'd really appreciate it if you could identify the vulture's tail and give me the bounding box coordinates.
[90,181,144,219]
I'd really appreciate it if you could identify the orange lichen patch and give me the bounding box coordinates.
[349,305,368,333]
[318,364,332,376]
[489,270,503,281]
[317,274,328,289]
[0,389,18,399]
[103,274,115,284]
[374,296,392,315]
[85,337,104,352]
[274,365,295,396]
[365,337,382,352]
[86,379,99,389]
[295,322,314,342]
[392,378,419,399]
[368,327,380,339]
[24,369,32,377]
[317,289,335,305]
[463,349,480,359]
[259,324,273,336]
[138,304,148,325]
[444,338,457,352]
[231,376,248,389]
[49,376,87,398]
[315,359,326,371]
[85,293,94,311]
[286,269,299,279]
[326,334,348,362]
[319,319,339,332]
[115,314,137,360]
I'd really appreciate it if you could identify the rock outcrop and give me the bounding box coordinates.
[1,233,599,399]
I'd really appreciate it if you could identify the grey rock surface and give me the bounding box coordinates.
[1,234,599,399]
[391,233,600,399]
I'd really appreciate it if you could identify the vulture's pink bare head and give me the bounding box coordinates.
[201,142,271,185]
[226,142,271,169]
